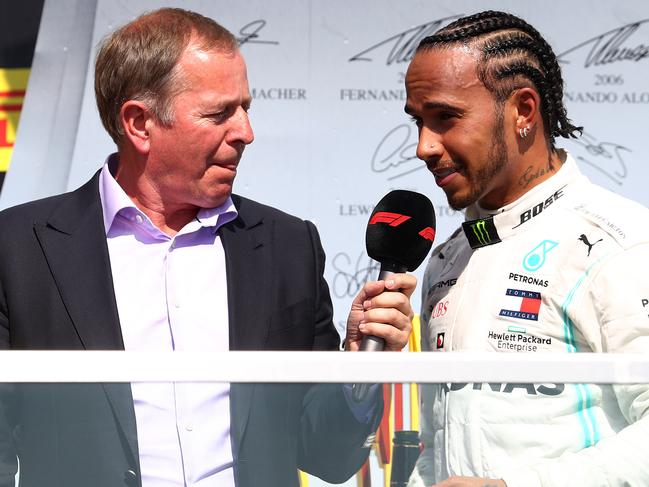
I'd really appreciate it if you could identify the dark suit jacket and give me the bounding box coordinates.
[0,172,379,487]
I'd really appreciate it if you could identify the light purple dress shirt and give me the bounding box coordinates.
[99,155,238,486]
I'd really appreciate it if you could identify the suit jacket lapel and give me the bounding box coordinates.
[221,195,273,351]
[33,172,139,463]
[34,172,123,350]
[220,195,273,457]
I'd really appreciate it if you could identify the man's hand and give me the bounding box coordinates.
[432,477,506,487]
[345,273,416,351]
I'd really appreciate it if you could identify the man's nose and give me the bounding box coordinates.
[230,108,254,145]
[416,127,442,162]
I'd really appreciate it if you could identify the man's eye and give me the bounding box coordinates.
[439,112,457,121]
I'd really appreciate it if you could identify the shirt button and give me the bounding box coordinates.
[185,423,194,431]
[124,469,138,486]
[134,214,144,224]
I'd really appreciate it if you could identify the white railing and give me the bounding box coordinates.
[0,351,647,383]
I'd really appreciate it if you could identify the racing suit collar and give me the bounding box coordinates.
[462,151,585,249]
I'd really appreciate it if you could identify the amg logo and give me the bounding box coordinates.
[508,272,549,287]
[433,278,457,289]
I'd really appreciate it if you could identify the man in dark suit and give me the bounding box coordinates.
[0,7,415,487]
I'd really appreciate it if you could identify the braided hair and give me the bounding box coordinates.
[417,11,582,148]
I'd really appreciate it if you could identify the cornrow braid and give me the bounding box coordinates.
[417,10,582,147]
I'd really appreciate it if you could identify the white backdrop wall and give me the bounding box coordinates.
[3,1,649,485]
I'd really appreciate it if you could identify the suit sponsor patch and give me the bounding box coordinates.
[443,382,564,396]
[522,240,558,272]
[499,288,541,321]
[508,272,548,287]
[487,324,552,352]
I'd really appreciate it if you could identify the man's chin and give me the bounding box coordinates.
[445,190,476,212]
[198,185,234,209]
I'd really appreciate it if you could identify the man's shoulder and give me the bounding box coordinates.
[231,194,310,228]
[0,175,100,242]
[0,175,99,230]
[422,226,465,279]
[433,226,464,252]
[563,180,649,249]
[0,192,76,227]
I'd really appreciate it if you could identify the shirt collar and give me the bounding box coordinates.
[462,150,586,249]
[98,153,239,236]
[99,154,134,234]
[190,199,238,234]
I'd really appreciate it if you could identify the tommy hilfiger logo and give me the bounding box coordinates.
[462,217,501,249]
[499,288,542,321]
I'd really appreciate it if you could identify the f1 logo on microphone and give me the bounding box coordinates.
[419,227,436,241]
[369,212,411,227]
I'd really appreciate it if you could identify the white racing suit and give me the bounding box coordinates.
[408,152,649,487]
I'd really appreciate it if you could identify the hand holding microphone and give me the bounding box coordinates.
[346,190,436,401]
[344,276,416,352]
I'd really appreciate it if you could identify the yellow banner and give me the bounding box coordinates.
[0,68,30,172]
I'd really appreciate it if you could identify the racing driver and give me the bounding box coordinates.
[404,10,649,487]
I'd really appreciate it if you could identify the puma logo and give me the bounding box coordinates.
[578,234,602,256]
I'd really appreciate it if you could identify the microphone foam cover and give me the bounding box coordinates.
[365,190,436,272]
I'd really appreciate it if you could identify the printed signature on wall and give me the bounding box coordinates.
[332,251,380,298]
[570,132,630,186]
[371,124,424,180]
[237,20,279,46]
[558,19,649,67]
[348,16,461,66]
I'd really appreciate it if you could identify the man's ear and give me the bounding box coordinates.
[511,87,541,135]
[120,100,152,155]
